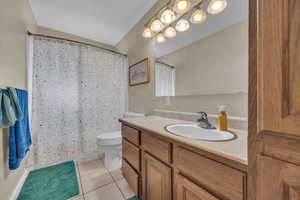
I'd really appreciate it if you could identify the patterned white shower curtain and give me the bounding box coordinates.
[27,36,128,167]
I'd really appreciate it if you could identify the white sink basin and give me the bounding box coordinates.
[165,123,236,141]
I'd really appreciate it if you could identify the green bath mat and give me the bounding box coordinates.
[128,197,140,200]
[17,161,79,200]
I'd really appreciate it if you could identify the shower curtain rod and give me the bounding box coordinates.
[155,61,175,68]
[27,31,127,57]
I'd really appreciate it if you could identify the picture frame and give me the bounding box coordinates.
[129,57,150,86]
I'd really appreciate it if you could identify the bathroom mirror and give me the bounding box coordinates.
[154,0,248,97]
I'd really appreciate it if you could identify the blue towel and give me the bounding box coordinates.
[0,88,23,128]
[9,89,32,170]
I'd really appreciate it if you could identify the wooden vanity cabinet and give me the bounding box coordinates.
[121,123,248,200]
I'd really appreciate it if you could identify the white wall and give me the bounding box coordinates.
[0,0,36,199]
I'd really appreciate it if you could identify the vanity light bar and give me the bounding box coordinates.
[142,0,228,43]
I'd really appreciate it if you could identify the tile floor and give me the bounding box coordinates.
[70,157,135,200]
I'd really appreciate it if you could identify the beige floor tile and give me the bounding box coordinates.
[116,178,135,199]
[78,158,104,177]
[85,183,125,200]
[81,167,114,194]
[109,167,124,181]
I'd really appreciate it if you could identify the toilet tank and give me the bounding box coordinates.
[123,112,145,118]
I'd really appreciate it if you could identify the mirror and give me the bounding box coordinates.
[154,0,248,97]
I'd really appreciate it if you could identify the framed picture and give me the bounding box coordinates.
[129,58,150,86]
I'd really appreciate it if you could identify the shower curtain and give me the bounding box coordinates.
[27,36,128,167]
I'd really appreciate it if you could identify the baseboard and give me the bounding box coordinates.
[9,169,30,200]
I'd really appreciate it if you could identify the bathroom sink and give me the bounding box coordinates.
[165,123,236,141]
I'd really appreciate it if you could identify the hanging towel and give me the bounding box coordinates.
[9,89,32,170]
[8,87,23,120]
[0,88,23,128]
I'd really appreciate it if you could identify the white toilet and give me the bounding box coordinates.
[97,112,145,168]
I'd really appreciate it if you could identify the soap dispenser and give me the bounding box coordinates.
[218,105,228,131]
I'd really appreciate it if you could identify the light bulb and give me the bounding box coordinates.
[142,28,152,38]
[175,19,190,32]
[190,9,207,24]
[150,19,164,33]
[164,26,176,38]
[156,33,166,43]
[207,0,227,14]
[174,0,191,14]
[160,9,176,24]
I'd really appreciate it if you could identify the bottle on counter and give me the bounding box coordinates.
[218,105,228,131]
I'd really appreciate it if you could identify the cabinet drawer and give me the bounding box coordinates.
[141,133,172,163]
[123,139,140,171]
[176,174,219,200]
[175,147,246,200]
[122,125,140,145]
[122,159,139,196]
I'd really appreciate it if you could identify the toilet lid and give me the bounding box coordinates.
[97,131,122,146]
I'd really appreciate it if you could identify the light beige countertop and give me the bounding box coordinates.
[120,116,248,168]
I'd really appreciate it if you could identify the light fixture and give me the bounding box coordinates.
[174,0,191,14]
[175,19,190,32]
[150,19,164,33]
[164,26,176,38]
[142,28,153,38]
[142,0,228,41]
[160,9,176,24]
[207,0,227,14]
[156,33,166,43]
[190,9,207,24]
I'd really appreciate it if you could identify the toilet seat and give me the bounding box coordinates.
[97,131,122,146]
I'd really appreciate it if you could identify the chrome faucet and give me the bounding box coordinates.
[197,112,216,129]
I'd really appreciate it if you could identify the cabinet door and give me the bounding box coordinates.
[249,0,300,199]
[258,156,300,200]
[142,152,172,200]
[176,174,219,200]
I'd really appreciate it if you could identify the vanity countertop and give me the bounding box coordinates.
[120,116,248,168]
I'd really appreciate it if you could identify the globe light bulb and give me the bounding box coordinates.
[156,33,166,43]
[164,26,177,38]
[142,28,152,38]
[190,9,207,24]
[174,0,191,14]
[207,0,227,14]
[175,19,190,32]
[161,9,176,24]
[150,19,164,33]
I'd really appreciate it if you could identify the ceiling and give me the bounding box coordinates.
[155,0,248,58]
[29,0,158,46]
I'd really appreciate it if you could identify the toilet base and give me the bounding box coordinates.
[101,144,122,169]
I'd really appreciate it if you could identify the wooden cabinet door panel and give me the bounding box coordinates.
[176,174,219,200]
[258,0,300,137]
[142,152,172,200]
[249,0,300,199]
[258,155,300,200]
